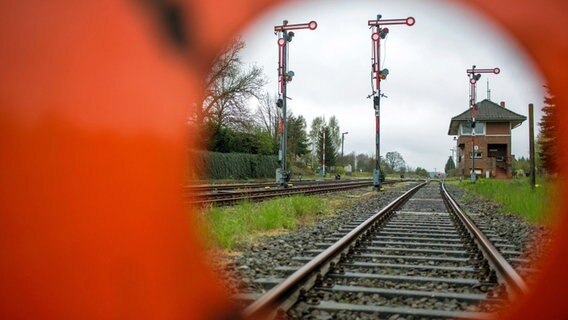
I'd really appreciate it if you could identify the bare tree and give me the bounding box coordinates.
[254,93,280,145]
[308,117,324,148]
[328,116,341,148]
[196,37,267,133]
[385,151,406,173]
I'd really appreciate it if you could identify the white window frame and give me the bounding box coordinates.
[460,122,486,136]
[469,152,483,159]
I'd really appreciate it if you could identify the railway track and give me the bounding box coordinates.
[240,181,529,319]
[187,178,372,193]
[189,179,402,206]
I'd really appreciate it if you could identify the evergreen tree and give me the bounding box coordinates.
[444,156,456,175]
[310,116,341,172]
[316,126,338,170]
[538,86,557,174]
[287,113,310,161]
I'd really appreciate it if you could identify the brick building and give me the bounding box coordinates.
[448,99,526,179]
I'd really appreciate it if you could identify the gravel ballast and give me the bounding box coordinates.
[212,181,551,318]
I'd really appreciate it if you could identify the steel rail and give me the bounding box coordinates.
[191,181,376,206]
[241,181,427,319]
[186,178,373,193]
[441,182,528,299]
[204,180,371,197]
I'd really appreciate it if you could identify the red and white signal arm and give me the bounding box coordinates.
[308,21,317,30]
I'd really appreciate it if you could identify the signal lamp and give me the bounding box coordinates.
[276,98,283,108]
[283,32,294,42]
[380,28,389,39]
[379,68,389,79]
[285,70,295,81]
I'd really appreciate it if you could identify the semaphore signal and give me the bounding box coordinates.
[274,20,317,188]
[368,14,415,191]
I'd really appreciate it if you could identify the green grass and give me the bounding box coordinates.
[457,177,553,224]
[202,196,324,249]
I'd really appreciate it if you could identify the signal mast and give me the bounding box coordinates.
[466,65,500,182]
[274,20,317,188]
[368,14,415,190]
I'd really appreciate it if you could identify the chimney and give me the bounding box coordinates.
[500,101,506,108]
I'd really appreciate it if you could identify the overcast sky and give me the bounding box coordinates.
[238,0,545,172]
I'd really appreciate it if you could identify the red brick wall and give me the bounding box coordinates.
[455,133,512,178]
[486,122,510,135]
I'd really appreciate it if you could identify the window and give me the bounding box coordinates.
[469,152,483,159]
[460,122,485,135]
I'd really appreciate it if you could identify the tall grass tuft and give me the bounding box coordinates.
[459,178,552,223]
[202,196,324,249]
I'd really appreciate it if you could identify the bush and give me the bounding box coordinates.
[191,151,279,180]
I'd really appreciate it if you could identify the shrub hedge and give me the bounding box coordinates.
[192,151,279,180]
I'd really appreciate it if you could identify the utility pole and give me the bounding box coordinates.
[322,124,326,177]
[341,131,349,158]
[466,65,500,182]
[274,20,317,187]
[529,103,536,189]
[368,14,415,191]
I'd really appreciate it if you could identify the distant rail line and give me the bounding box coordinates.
[188,179,405,206]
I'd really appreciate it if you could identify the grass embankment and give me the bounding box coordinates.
[455,178,552,224]
[202,196,325,250]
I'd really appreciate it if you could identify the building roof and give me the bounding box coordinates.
[447,99,527,135]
